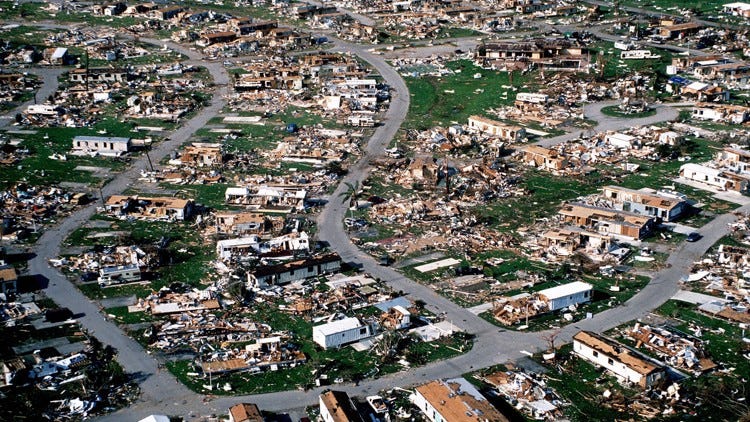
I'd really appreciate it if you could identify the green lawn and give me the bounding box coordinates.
[0,118,146,188]
[403,59,536,130]
[105,306,153,324]
[476,169,601,231]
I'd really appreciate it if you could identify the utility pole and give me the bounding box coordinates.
[145,150,154,172]
[84,50,89,92]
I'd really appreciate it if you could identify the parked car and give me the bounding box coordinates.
[686,232,702,242]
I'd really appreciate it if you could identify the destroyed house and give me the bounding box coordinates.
[320,390,365,422]
[659,22,702,39]
[69,67,128,84]
[693,103,750,124]
[0,264,18,295]
[412,378,509,422]
[467,115,526,142]
[719,146,750,172]
[214,211,280,235]
[248,253,341,287]
[627,324,716,373]
[602,186,689,222]
[238,20,278,36]
[476,38,589,70]
[1,358,26,387]
[313,317,373,349]
[521,145,568,171]
[541,227,612,257]
[199,31,238,46]
[696,62,750,85]
[216,236,261,259]
[483,370,564,420]
[152,5,185,20]
[573,331,667,389]
[105,195,194,221]
[559,203,655,240]
[180,143,223,166]
[680,82,729,102]
[72,135,131,157]
[229,403,263,422]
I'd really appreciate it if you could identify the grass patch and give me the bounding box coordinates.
[105,306,153,324]
[600,105,657,118]
[403,59,536,130]
[477,169,600,231]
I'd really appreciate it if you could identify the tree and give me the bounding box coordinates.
[541,329,561,362]
[372,331,403,364]
[337,180,361,223]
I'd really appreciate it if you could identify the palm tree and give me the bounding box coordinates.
[338,180,361,224]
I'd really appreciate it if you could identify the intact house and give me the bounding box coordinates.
[98,264,141,287]
[0,264,18,295]
[411,378,509,422]
[723,2,750,17]
[69,67,129,84]
[104,195,194,221]
[72,135,131,157]
[601,185,689,222]
[313,317,374,349]
[573,331,667,389]
[558,202,655,241]
[467,115,526,142]
[319,390,364,422]
[537,281,593,312]
[679,163,750,193]
[247,253,342,288]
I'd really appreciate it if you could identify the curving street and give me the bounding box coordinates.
[10,19,745,422]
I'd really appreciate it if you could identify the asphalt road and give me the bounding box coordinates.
[0,67,66,128]
[24,37,230,414]
[13,20,746,422]
[536,99,683,147]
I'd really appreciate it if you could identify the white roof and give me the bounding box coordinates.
[686,81,710,91]
[225,187,249,196]
[724,2,750,10]
[217,236,260,248]
[538,281,592,300]
[680,163,723,178]
[313,317,363,336]
[51,47,67,59]
[606,133,636,143]
[138,416,171,422]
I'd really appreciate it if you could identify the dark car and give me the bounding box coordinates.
[686,232,702,242]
